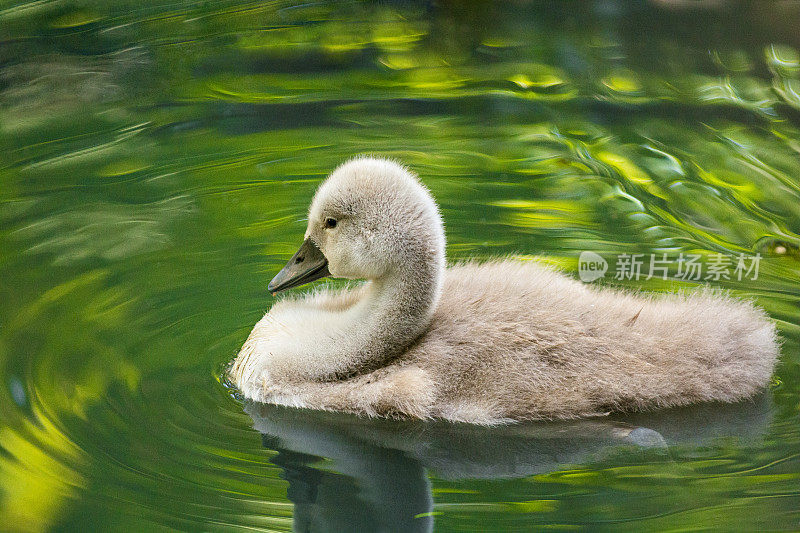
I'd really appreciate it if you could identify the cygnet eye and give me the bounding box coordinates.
[324,217,337,229]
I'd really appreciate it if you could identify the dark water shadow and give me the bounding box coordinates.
[245,395,772,533]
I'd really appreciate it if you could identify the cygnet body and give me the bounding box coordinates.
[230,157,779,424]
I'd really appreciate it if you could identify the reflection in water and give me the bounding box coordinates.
[268,441,432,533]
[247,396,772,532]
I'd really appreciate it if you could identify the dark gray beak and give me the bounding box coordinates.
[268,238,331,294]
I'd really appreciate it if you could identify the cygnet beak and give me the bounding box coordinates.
[268,238,331,294]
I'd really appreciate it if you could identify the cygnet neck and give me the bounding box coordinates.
[331,244,445,379]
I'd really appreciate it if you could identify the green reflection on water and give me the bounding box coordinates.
[1,0,799,531]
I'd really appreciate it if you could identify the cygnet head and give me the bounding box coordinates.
[268,157,446,293]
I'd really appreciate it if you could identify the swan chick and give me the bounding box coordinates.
[230,157,779,424]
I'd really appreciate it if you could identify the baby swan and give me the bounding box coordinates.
[230,157,779,424]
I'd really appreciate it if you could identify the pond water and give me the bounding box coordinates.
[2,1,800,531]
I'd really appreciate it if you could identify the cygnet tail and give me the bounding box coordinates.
[656,291,779,404]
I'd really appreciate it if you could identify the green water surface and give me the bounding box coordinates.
[1,1,800,531]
